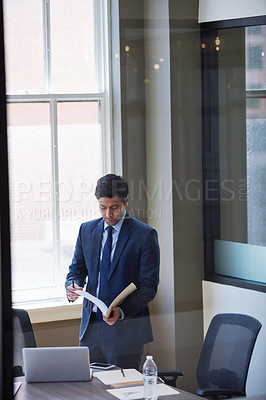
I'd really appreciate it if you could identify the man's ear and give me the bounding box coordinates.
[125,197,129,207]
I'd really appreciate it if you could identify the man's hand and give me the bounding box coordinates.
[103,307,121,325]
[66,282,83,302]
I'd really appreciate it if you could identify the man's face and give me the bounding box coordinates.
[98,195,128,226]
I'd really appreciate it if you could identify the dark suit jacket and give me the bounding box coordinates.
[65,213,160,350]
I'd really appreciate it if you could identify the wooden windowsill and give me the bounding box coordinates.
[15,301,83,324]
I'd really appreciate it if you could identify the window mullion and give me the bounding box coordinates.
[93,0,104,92]
[43,0,51,93]
[50,99,60,285]
[246,90,266,98]
[100,96,111,174]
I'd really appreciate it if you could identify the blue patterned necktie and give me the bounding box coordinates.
[96,225,113,319]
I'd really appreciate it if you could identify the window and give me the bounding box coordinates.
[246,25,266,246]
[4,0,112,305]
[201,18,266,292]
[247,46,263,69]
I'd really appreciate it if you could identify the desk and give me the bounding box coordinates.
[14,376,202,400]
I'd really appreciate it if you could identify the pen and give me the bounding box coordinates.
[68,280,75,303]
[121,368,125,377]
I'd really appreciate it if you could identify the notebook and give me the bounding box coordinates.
[22,346,91,383]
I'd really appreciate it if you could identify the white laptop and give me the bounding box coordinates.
[22,346,91,383]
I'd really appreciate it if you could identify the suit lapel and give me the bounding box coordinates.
[108,214,133,280]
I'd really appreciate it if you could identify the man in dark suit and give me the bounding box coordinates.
[65,174,160,369]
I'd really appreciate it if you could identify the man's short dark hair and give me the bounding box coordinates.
[95,174,129,203]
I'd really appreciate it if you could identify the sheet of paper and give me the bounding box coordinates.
[93,368,143,385]
[75,283,137,318]
[13,381,22,396]
[74,290,108,316]
[107,383,180,399]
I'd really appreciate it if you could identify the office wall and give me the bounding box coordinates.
[118,0,148,220]
[198,0,266,23]
[169,0,204,391]
[169,0,203,391]
[143,0,176,372]
[203,281,266,396]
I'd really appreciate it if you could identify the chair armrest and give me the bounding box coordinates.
[196,387,245,398]
[13,365,24,378]
[158,370,183,387]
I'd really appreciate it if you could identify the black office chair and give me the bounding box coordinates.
[158,370,183,387]
[159,313,261,395]
[13,308,36,377]
[196,313,262,399]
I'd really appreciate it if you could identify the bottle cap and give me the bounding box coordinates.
[146,355,153,360]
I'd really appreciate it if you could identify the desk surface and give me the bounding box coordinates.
[14,376,201,400]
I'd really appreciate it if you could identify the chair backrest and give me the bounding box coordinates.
[196,313,261,395]
[13,308,36,377]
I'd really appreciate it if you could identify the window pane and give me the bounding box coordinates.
[245,25,266,90]
[246,99,266,245]
[7,103,54,289]
[4,0,44,94]
[247,26,262,35]
[57,102,101,271]
[50,0,96,93]
[247,46,263,69]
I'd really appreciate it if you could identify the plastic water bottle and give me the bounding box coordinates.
[142,355,158,400]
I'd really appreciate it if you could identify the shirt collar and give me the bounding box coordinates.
[104,211,126,233]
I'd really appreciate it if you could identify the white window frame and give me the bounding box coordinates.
[8,0,113,308]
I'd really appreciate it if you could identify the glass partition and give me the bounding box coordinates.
[202,20,266,289]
